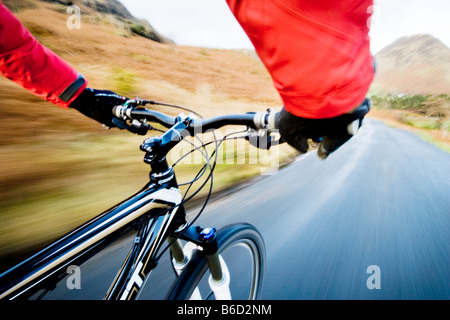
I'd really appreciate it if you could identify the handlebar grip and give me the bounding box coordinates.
[112,105,177,129]
[112,105,128,118]
[130,108,177,128]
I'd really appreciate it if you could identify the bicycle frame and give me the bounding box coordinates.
[1,107,273,300]
[0,173,187,300]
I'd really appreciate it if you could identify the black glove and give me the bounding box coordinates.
[70,88,128,128]
[277,98,371,159]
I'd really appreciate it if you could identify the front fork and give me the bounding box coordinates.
[168,226,231,300]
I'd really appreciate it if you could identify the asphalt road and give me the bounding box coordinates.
[45,119,450,300]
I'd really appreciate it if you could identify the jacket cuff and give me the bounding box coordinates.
[59,73,87,104]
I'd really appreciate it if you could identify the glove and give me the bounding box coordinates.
[277,98,371,159]
[70,88,128,128]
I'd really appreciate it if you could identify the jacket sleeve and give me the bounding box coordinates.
[226,0,374,119]
[0,2,87,108]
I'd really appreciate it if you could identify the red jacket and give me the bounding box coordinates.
[0,2,86,108]
[226,0,375,119]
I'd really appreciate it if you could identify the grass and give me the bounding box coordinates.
[1,0,36,12]
[0,133,147,256]
[368,107,450,152]
[368,93,450,152]
[108,66,137,96]
[415,131,450,153]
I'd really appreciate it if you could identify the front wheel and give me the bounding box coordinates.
[166,223,265,300]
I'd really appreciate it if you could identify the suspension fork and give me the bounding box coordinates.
[168,226,231,299]
[169,226,222,278]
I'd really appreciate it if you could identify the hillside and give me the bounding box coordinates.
[371,34,450,95]
[3,0,172,43]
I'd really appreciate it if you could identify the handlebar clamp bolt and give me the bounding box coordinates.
[140,137,161,153]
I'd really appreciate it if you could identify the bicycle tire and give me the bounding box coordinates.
[166,223,265,300]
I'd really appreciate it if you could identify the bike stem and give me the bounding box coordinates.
[140,118,190,178]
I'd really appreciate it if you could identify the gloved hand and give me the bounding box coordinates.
[70,88,128,128]
[277,98,371,159]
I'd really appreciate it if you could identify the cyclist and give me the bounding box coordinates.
[0,0,374,158]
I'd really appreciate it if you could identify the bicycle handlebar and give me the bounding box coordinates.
[112,102,281,170]
[112,104,278,134]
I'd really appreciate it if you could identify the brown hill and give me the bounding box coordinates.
[368,35,450,150]
[371,34,450,95]
[3,0,173,43]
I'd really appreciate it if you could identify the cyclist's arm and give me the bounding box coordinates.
[225,0,374,119]
[0,3,87,108]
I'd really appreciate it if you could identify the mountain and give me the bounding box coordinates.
[3,0,172,44]
[68,0,135,20]
[371,34,450,95]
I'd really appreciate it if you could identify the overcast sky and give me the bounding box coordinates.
[121,0,450,54]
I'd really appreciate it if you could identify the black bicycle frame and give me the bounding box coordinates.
[0,159,189,300]
[0,112,256,300]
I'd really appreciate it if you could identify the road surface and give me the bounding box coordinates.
[44,119,450,299]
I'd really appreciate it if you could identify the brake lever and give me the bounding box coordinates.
[245,129,275,150]
[112,117,149,135]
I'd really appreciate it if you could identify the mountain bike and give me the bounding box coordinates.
[0,98,280,300]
